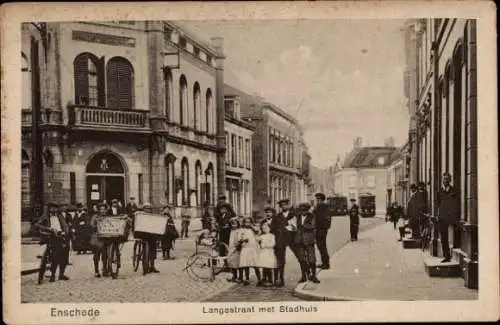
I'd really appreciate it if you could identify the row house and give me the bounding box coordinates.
[403,19,478,288]
[21,21,226,221]
[223,90,254,216]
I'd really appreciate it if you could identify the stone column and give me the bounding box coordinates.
[211,37,226,198]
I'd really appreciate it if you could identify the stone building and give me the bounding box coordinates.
[404,19,478,288]
[223,88,254,216]
[21,21,226,220]
[333,138,400,215]
[222,86,311,214]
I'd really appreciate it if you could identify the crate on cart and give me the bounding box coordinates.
[133,211,168,236]
[96,216,129,238]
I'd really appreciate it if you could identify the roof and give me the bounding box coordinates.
[342,147,400,169]
[165,21,224,58]
[224,84,266,120]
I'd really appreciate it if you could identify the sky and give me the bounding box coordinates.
[179,19,409,169]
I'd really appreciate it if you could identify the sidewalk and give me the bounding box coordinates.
[294,222,478,301]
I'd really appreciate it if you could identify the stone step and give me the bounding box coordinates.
[402,238,421,249]
[424,255,461,278]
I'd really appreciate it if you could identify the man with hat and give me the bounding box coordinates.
[348,198,360,241]
[34,202,71,282]
[73,203,90,254]
[313,192,332,269]
[125,197,138,240]
[90,202,109,277]
[108,199,123,216]
[270,198,294,286]
[295,202,320,283]
[214,200,234,267]
[138,203,160,274]
[436,172,460,263]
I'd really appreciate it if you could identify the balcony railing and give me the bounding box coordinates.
[69,105,150,129]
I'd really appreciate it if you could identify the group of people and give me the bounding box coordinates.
[386,172,461,263]
[34,196,181,282]
[204,193,339,287]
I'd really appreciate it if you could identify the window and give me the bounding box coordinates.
[348,175,357,188]
[366,175,376,188]
[21,150,30,206]
[245,139,250,168]
[193,46,200,57]
[181,158,189,205]
[74,53,102,106]
[179,36,187,48]
[138,173,143,205]
[224,98,235,118]
[179,75,188,126]
[164,68,173,120]
[238,136,244,168]
[106,57,134,110]
[277,134,282,164]
[70,172,76,205]
[22,53,31,109]
[206,89,213,133]
[231,134,237,167]
[269,128,274,162]
[165,155,176,205]
[193,82,201,129]
[225,132,230,165]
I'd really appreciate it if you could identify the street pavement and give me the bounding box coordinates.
[205,216,385,302]
[294,221,478,301]
[21,216,385,303]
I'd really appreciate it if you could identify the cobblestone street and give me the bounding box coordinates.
[21,217,384,303]
[206,216,385,302]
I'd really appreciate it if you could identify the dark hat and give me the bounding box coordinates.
[96,202,108,209]
[111,199,118,203]
[315,193,326,200]
[278,199,290,205]
[67,205,76,211]
[129,197,136,200]
[264,206,276,213]
[76,203,83,208]
[229,217,240,226]
[350,198,356,202]
[298,202,311,210]
[218,195,227,200]
[47,202,59,208]
[410,184,417,190]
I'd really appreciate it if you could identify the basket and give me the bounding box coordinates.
[96,216,128,238]
[134,211,168,236]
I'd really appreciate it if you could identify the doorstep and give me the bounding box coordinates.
[424,254,461,278]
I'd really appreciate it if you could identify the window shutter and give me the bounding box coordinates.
[98,56,106,107]
[74,55,89,104]
[107,58,133,110]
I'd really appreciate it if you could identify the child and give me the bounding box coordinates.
[238,217,260,285]
[397,204,408,241]
[162,206,179,260]
[257,222,277,287]
[227,217,242,282]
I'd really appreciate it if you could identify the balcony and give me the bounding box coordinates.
[166,122,217,149]
[68,105,150,131]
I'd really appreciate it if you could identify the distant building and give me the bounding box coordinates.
[385,147,405,208]
[223,93,254,216]
[224,85,311,214]
[334,138,400,215]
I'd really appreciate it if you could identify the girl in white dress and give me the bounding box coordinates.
[227,217,242,282]
[257,222,277,287]
[239,217,259,285]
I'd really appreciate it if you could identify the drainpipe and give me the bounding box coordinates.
[430,39,440,256]
[211,37,226,199]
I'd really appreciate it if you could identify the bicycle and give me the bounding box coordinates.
[183,230,231,282]
[421,213,436,252]
[132,238,150,274]
[96,216,129,279]
[37,230,68,285]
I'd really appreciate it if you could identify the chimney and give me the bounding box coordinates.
[210,37,224,54]
[385,137,395,147]
[353,137,362,148]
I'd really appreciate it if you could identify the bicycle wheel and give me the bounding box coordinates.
[108,242,120,279]
[37,248,49,285]
[212,242,230,276]
[141,241,150,275]
[133,240,142,272]
[186,251,213,281]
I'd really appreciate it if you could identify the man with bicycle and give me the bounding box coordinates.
[34,202,71,282]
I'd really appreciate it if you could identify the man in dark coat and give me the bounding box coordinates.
[313,192,332,269]
[270,199,292,287]
[214,200,234,268]
[417,181,429,235]
[437,172,460,263]
[108,199,123,216]
[349,198,360,241]
[124,197,138,240]
[406,184,420,239]
[296,202,320,283]
[34,202,71,282]
[73,203,90,254]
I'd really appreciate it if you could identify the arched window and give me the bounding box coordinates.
[179,75,188,126]
[22,52,31,109]
[195,160,202,206]
[21,150,31,206]
[181,158,189,205]
[193,82,201,130]
[165,154,176,204]
[164,68,173,121]
[43,150,54,168]
[206,89,213,134]
[106,57,134,110]
[74,53,102,106]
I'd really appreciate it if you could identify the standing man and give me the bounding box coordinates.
[73,203,90,254]
[296,202,320,283]
[125,197,138,240]
[437,172,460,263]
[313,192,332,270]
[348,198,360,241]
[108,199,122,216]
[34,203,71,282]
[140,203,160,274]
[270,199,293,287]
[406,184,420,239]
[180,205,192,238]
[417,181,429,235]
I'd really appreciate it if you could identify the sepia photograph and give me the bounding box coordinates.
[2,1,498,324]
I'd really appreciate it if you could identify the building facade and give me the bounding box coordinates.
[223,93,253,216]
[334,138,400,215]
[404,19,478,288]
[21,21,226,221]
[386,148,405,208]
